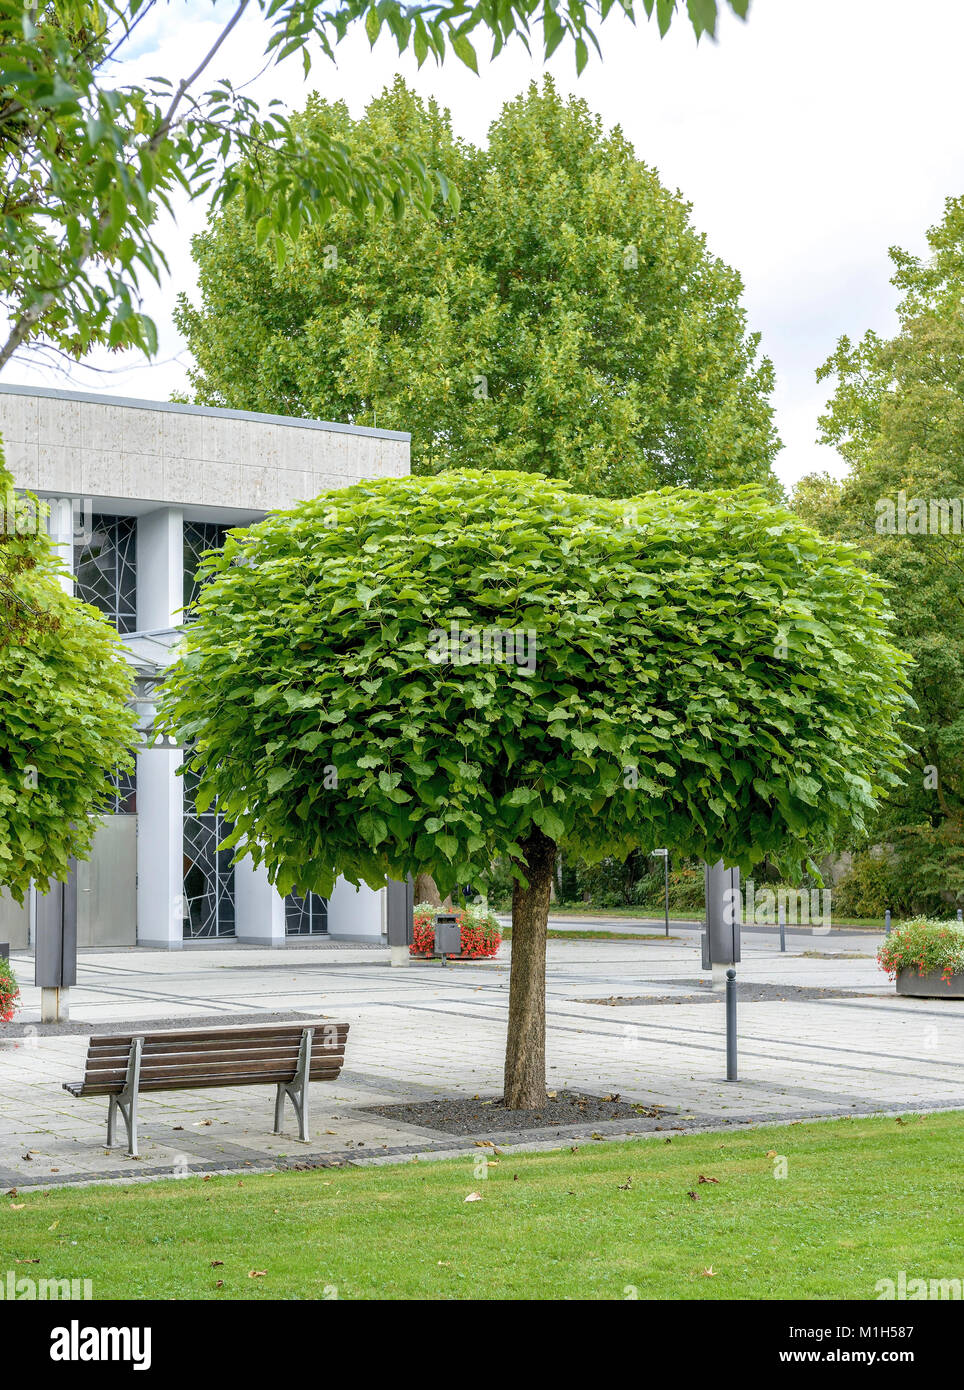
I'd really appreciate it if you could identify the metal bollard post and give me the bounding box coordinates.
[957,909,962,924]
[725,968,737,1081]
[885,908,891,937]
[778,901,786,953]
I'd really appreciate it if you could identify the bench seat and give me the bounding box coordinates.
[64,1019,349,1157]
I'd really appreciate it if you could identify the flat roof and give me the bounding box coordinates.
[0,381,410,443]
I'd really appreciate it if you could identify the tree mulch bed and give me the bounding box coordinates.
[358,1090,666,1136]
[581,981,887,1006]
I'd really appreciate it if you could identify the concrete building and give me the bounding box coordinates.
[0,383,409,950]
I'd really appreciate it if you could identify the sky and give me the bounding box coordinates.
[7,0,964,489]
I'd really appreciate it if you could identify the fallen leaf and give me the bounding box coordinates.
[464,1192,483,1203]
[9,1203,25,1211]
[248,1270,267,1279]
[697,1175,720,1184]
[687,1191,700,1201]
[617,1177,633,1190]
[602,1093,621,1102]
[215,1280,224,1289]
[210,1260,224,1268]
[474,1140,495,1148]
[766,1150,777,1158]
[16,1258,40,1265]
[47,1221,59,1231]
[570,1146,580,1154]
[701,1267,716,1277]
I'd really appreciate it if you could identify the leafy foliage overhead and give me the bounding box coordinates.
[178,77,779,497]
[160,469,911,899]
[0,0,751,372]
[0,449,137,901]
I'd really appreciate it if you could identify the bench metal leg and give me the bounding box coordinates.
[106,1037,143,1159]
[272,1028,313,1142]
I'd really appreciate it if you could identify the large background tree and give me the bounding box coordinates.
[177,77,780,498]
[795,194,964,913]
[160,470,910,1106]
[0,448,137,899]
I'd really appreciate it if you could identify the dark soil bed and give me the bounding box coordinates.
[582,981,885,1006]
[359,1089,666,1136]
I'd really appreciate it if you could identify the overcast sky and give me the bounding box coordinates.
[8,0,964,488]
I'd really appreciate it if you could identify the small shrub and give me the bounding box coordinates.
[0,956,20,1022]
[877,918,964,984]
[410,901,502,959]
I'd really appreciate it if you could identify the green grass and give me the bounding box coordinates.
[501,927,681,942]
[3,1112,961,1300]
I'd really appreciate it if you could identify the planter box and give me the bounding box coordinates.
[896,968,964,998]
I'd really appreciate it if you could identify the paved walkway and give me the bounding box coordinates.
[2,934,962,1189]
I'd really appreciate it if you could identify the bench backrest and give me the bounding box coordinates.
[76,1020,348,1095]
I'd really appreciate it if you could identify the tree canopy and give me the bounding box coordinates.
[177,77,779,497]
[160,468,910,1102]
[0,0,751,374]
[0,449,137,900]
[794,194,964,909]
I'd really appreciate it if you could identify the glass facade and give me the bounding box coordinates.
[74,513,137,633]
[181,758,236,939]
[183,521,228,617]
[285,891,329,936]
[108,766,137,815]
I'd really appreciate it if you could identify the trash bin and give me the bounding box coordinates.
[434,913,461,958]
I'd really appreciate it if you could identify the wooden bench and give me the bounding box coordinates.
[64,1020,349,1158]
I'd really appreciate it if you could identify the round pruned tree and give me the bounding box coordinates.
[0,449,138,901]
[159,471,911,1106]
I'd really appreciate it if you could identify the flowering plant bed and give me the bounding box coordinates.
[410,902,502,960]
[878,918,964,996]
[0,955,21,1022]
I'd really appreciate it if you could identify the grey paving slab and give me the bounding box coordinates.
[1,935,962,1190]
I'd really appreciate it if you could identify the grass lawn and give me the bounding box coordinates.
[3,1112,961,1300]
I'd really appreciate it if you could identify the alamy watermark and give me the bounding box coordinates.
[875,491,964,535]
[1,1269,92,1300]
[1,490,93,542]
[427,620,537,675]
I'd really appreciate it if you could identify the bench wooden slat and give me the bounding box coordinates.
[82,1042,341,1071]
[86,1021,344,1050]
[67,1064,345,1096]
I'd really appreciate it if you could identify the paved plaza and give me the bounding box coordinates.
[2,930,962,1190]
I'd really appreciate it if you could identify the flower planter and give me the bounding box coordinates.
[896,969,964,998]
[409,902,502,961]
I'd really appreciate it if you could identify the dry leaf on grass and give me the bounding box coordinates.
[464,1192,483,1203]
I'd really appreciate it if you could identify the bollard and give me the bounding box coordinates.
[778,901,786,953]
[725,968,737,1081]
[885,908,892,937]
[958,909,962,924]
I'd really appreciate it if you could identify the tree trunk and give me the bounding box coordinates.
[414,871,452,910]
[503,829,556,1108]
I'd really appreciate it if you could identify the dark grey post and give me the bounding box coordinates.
[885,908,892,936]
[386,874,415,967]
[957,908,962,924]
[778,900,786,953]
[34,861,78,1021]
[725,968,737,1081]
[704,860,741,990]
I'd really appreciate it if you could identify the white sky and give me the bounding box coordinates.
[7,0,964,488]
